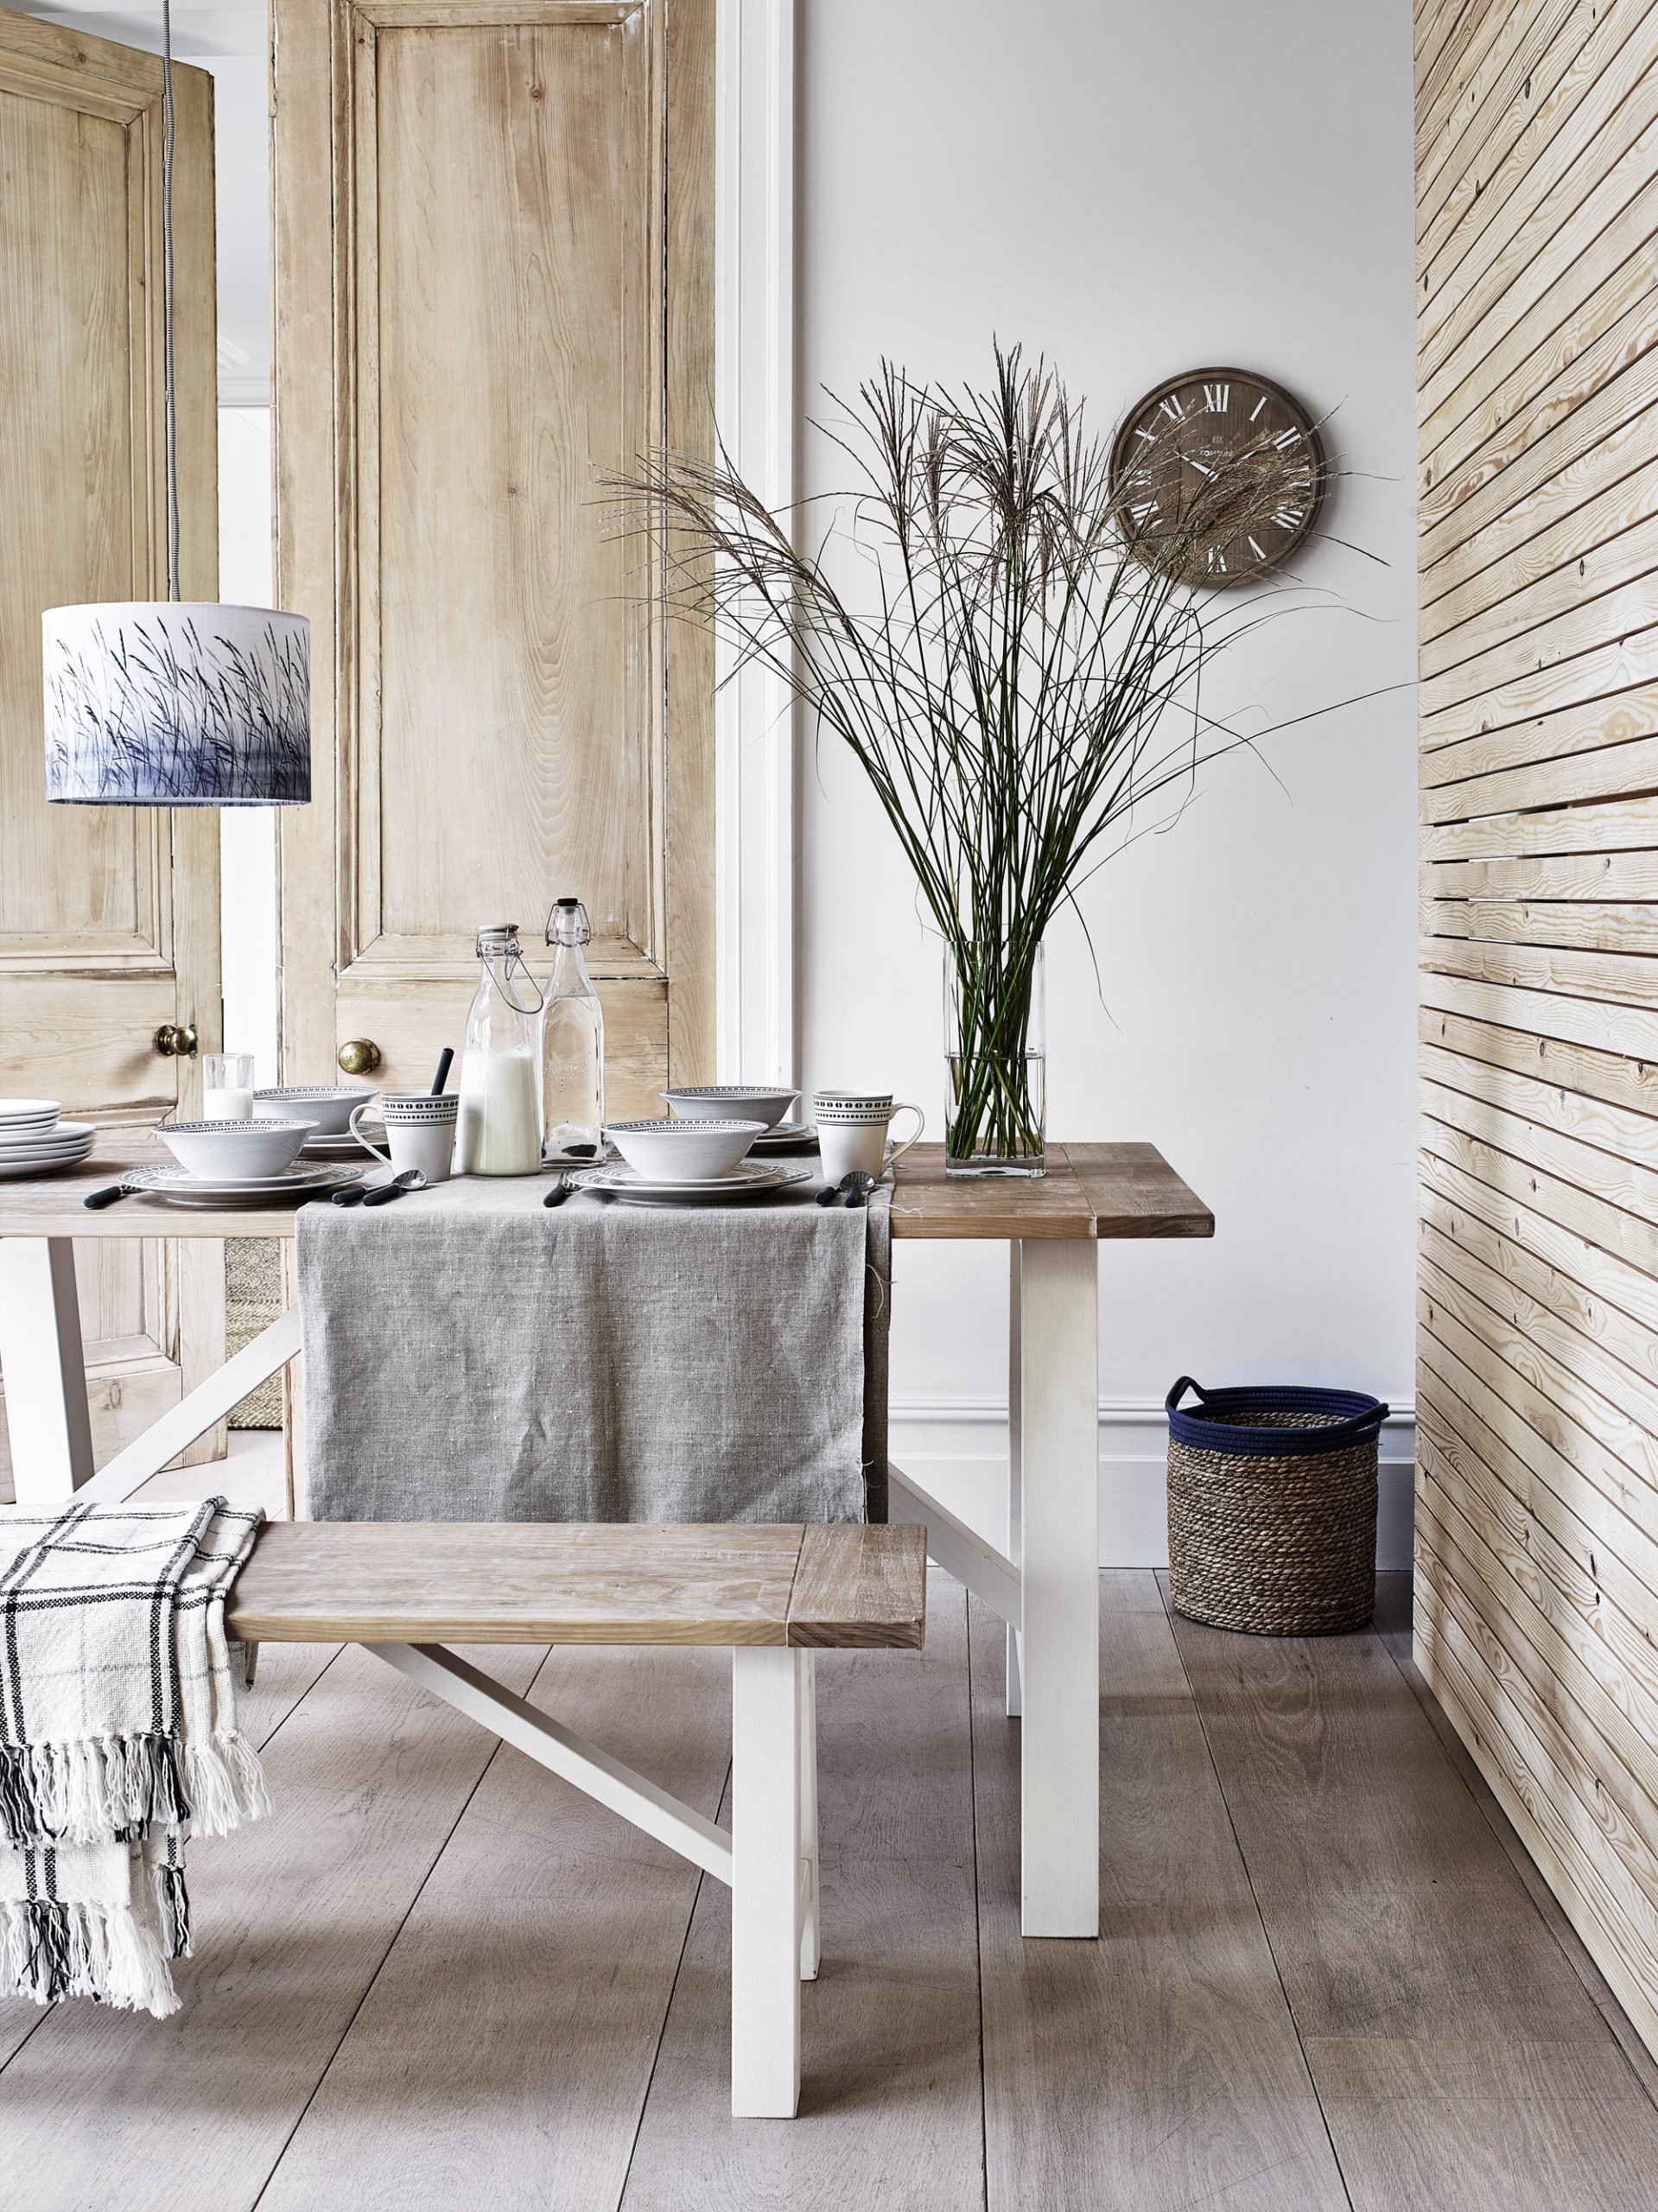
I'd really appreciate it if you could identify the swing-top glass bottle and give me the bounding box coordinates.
[456,923,544,1176]
[541,897,605,1158]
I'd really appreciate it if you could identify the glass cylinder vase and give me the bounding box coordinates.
[943,938,1047,1178]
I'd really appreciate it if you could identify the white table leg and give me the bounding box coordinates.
[1012,1236,1100,1937]
[0,1238,94,1505]
[731,1645,804,2117]
[797,1649,820,1981]
[1007,1247,1025,1717]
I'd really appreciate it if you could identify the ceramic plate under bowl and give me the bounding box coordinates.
[748,1122,817,1153]
[302,1128,383,1160]
[571,1160,811,1205]
[124,1162,364,1206]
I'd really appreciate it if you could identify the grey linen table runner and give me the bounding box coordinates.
[296,1179,889,1525]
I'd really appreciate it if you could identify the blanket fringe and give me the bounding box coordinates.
[153,1863,193,1960]
[0,1897,180,2018]
[0,1734,193,1849]
[182,1732,270,1839]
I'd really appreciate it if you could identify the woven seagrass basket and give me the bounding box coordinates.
[1165,1377,1387,1636]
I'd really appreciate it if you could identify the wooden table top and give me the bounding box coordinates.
[0,1137,1213,1244]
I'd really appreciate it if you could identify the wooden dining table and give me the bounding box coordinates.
[0,1135,1212,1939]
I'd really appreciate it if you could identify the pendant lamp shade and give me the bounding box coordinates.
[42,602,310,805]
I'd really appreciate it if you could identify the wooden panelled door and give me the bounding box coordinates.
[0,8,223,1496]
[273,0,715,1104]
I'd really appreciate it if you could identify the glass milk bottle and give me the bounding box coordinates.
[541,897,605,1157]
[456,924,544,1175]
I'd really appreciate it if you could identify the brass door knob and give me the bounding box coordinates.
[154,1023,199,1058]
[338,1039,382,1076]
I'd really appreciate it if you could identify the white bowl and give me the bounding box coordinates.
[157,1117,317,1181]
[253,1084,376,1135]
[606,1118,765,1181]
[661,1084,800,1130]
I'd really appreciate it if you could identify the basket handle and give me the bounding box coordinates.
[1166,1374,1388,1448]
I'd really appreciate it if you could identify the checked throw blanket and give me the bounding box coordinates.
[0,1498,270,2017]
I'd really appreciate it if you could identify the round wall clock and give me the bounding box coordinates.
[1107,368,1327,588]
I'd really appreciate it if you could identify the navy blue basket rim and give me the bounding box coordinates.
[1165,1376,1388,1458]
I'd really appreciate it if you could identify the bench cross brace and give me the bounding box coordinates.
[368,1637,820,2119]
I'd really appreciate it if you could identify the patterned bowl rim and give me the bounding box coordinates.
[605,1117,767,1135]
[254,1084,376,1101]
[162,1118,320,1135]
[661,1084,800,1101]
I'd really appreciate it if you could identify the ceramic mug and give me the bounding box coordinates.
[350,1094,459,1185]
[812,1090,924,1185]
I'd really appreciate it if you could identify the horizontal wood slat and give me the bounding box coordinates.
[1422,896,1658,953]
[1423,851,1658,898]
[1420,792,1658,861]
[1419,1001,1658,1135]
[1420,192,1658,486]
[1420,932,1658,1014]
[1420,0,1657,308]
[1420,729,1658,822]
[1420,74,1658,398]
[1420,403,1658,630]
[1420,288,1658,546]
[1419,0,1658,2066]
[1419,679,1658,785]
[1422,496,1658,670]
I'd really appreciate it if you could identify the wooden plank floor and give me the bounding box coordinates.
[2,1572,1655,2209]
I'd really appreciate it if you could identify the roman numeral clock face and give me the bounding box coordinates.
[1107,369,1328,588]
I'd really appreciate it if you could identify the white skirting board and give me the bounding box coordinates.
[888,1397,1416,1572]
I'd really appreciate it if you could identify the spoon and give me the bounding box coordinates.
[815,1171,866,1209]
[542,1173,573,1209]
[840,1171,877,1208]
[430,1047,454,1096]
[362,1168,428,1207]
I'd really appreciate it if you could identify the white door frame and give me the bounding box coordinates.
[714,0,797,1086]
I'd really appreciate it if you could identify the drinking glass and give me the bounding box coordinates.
[203,1052,255,1121]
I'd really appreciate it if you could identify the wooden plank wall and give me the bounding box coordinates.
[1416,0,1658,2057]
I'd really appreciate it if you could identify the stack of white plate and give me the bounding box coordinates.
[570,1160,814,1207]
[0,1100,95,1180]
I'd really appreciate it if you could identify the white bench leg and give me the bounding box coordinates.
[0,1238,94,1505]
[797,1649,819,1981]
[731,1644,804,2118]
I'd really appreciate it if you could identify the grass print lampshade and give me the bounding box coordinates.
[41,601,310,805]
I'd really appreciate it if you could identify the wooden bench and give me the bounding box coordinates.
[227,1519,927,2119]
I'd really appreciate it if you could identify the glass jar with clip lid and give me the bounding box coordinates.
[541,897,605,1159]
[457,923,544,1175]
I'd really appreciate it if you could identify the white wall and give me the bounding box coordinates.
[795,0,1420,1563]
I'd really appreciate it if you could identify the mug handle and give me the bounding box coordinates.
[883,1103,925,1167]
[349,1101,391,1168]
